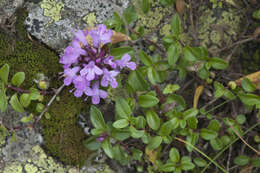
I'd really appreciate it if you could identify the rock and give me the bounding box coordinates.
[24,0,130,52]
[0,0,24,24]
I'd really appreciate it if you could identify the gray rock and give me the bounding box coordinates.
[24,0,130,52]
[0,0,24,24]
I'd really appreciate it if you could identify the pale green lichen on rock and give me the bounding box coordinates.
[83,13,97,27]
[3,162,23,173]
[40,0,64,22]
[24,164,38,173]
[133,0,172,33]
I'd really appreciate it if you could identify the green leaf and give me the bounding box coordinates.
[200,128,218,140]
[220,135,231,146]
[252,157,260,168]
[138,50,152,66]
[83,136,101,150]
[0,64,9,84]
[90,106,107,130]
[197,66,210,80]
[29,88,41,100]
[183,108,198,120]
[210,57,228,70]
[147,136,162,150]
[210,138,223,151]
[135,116,146,129]
[236,114,246,124]
[208,119,220,132]
[123,6,138,24]
[159,120,174,136]
[214,81,225,98]
[11,72,25,87]
[160,163,175,172]
[138,94,159,108]
[194,157,207,167]
[0,88,7,112]
[132,148,143,161]
[113,119,129,129]
[167,43,180,66]
[253,9,260,20]
[128,69,149,91]
[166,94,186,110]
[141,0,150,13]
[0,125,7,141]
[10,94,24,113]
[129,126,145,138]
[169,147,180,163]
[186,133,199,152]
[20,93,31,108]
[238,93,260,106]
[183,46,201,62]
[171,14,181,39]
[146,110,160,130]
[36,103,44,113]
[241,77,256,92]
[111,129,130,141]
[234,155,250,166]
[20,113,33,123]
[154,61,170,71]
[181,156,195,170]
[163,84,180,94]
[102,138,114,158]
[110,47,134,59]
[147,67,158,85]
[115,97,132,119]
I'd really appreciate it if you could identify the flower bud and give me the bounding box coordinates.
[228,81,237,90]
[38,80,49,90]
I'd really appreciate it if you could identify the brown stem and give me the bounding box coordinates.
[154,85,166,104]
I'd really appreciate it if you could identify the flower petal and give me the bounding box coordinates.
[92,95,100,104]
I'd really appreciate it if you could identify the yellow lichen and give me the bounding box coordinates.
[83,13,97,27]
[3,162,23,173]
[40,0,64,23]
[160,24,171,36]
[24,164,38,173]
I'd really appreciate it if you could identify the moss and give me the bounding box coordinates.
[0,8,89,167]
[41,90,89,166]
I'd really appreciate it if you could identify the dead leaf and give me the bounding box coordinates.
[253,27,260,39]
[193,85,204,108]
[234,71,260,90]
[176,0,185,16]
[239,165,253,173]
[251,0,257,5]
[145,147,158,164]
[111,31,131,44]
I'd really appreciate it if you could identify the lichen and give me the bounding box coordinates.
[83,13,97,27]
[24,164,38,173]
[3,162,23,173]
[160,24,171,36]
[133,0,172,33]
[40,0,64,23]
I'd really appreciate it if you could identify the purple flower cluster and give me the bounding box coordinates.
[60,24,136,104]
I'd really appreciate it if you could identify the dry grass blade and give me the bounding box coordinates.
[239,165,253,173]
[233,71,260,90]
[193,85,204,108]
[253,27,260,39]
[176,0,186,16]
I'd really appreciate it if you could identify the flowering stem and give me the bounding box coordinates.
[6,85,53,95]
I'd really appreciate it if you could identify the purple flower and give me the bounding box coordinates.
[101,68,119,88]
[96,136,105,142]
[89,24,113,48]
[74,29,88,46]
[116,54,136,70]
[85,82,107,104]
[103,56,117,68]
[73,75,90,90]
[60,40,86,65]
[80,61,103,81]
[64,67,80,86]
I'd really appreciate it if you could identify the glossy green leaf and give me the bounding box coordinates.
[197,66,210,80]
[0,64,9,84]
[102,138,114,158]
[171,14,181,39]
[0,89,7,112]
[110,47,134,59]
[186,133,199,152]
[200,128,218,140]
[29,88,41,100]
[129,126,145,138]
[210,138,223,151]
[147,67,159,85]
[241,77,256,92]
[20,113,33,123]
[181,156,195,170]
[208,119,220,132]
[135,116,146,129]
[115,97,132,119]
[113,119,129,129]
[111,129,130,141]
[146,110,160,130]
[20,93,31,108]
[90,106,107,130]
[238,93,260,106]
[10,94,24,113]
[214,81,225,98]
[163,84,180,94]
[183,108,198,119]
[183,46,201,62]
[36,103,44,113]
[236,114,246,124]
[11,72,25,87]
[160,163,175,172]
[138,94,159,108]
[169,147,180,163]
[83,136,101,150]
[167,43,180,66]
[234,155,250,166]
[132,148,143,161]
[147,136,162,150]
[128,69,148,91]
[210,57,228,70]
[194,157,207,167]
[138,50,152,66]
